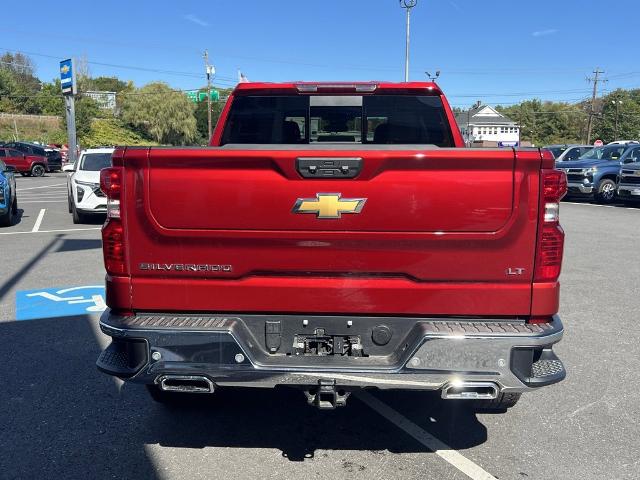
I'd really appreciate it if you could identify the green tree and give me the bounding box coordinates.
[0,52,42,114]
[0,68,19,112]
[36,80,64,116]
[61,94,99,141]
[120,82,197,145]
[89,76,130,93]
[496,100,587,145]
[592,89,640,143]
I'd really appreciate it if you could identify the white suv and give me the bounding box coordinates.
[65,148,114,223]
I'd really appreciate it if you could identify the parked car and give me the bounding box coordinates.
[66,148,114,223]
[608,140,639,145]
[557,143,640,203]
[0,159,17,227]
[0,146,49,177]
[617,162,640,203]
[544,144,594,163]
[3,141,62,172]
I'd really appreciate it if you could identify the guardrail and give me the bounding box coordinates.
[0,113,60,121]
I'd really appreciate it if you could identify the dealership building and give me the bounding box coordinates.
[456,105,521,147]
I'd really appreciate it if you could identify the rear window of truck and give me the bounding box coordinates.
[220,95,454,147]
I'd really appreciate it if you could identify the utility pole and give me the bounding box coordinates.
[203,50,213,140]
[586,68,605,144]
[399,0,417,82]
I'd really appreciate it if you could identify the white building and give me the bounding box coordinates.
[84,91,117,111]
[456,105,520,147]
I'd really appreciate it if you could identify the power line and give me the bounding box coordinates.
[0,47,237,82]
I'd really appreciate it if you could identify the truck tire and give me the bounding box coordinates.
[31,164,46,177]
[595,179,616,204]
[472,392,521,411]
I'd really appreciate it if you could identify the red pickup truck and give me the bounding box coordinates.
[97,82,567,411]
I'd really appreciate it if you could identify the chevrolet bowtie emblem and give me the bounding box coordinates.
[292,193,367,219]
[60,65,70,74]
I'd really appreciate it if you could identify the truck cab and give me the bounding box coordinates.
[558,143,640,203]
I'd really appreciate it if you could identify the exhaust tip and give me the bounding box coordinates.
[441,381,499,400]
[158,375,215,394]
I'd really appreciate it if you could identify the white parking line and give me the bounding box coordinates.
[357,391,497,480]
[31,209,46,232]
[0,227,101,236]
[564,201,639,211]
[18,200,68,204]
[19,195,67,199]
[17,183,67,191]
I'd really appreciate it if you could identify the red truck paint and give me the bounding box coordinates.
[98,82,566,407]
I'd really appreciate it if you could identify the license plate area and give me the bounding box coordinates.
[293,328,367,357]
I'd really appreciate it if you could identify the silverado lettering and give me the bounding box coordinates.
[97,81,567,411]
[139,263,233,272]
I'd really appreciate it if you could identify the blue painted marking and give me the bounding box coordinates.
[16,285,106,321]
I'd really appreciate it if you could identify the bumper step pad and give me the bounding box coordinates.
[96,338,148,378]
[531,358,564,378]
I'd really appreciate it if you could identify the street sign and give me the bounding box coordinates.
[185,90,199,103]
[594,139,604,147]
[59,58,76,95]
[185,89,219,103]
[199,90,220,102]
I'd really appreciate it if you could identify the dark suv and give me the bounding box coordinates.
[558,143,640,203]
[3,142,62,172]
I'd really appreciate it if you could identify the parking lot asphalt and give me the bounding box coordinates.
[1,173,639,479]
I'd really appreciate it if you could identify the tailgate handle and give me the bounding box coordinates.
[296,157,362,179]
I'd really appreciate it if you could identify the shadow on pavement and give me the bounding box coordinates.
[55,238,103,252]
[0,235,61,303]
[0,314,490,478]
[13,208,25,226]
[0,315,158,479]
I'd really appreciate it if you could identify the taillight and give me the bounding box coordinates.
[534,169,567,282]
[102,220,126,275]
[100,167,126,275]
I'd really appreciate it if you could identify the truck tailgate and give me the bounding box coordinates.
[117,147,542,316]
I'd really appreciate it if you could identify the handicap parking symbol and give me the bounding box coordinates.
[16,285,106,321]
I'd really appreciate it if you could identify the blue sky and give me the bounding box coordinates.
[4,0,640,107]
